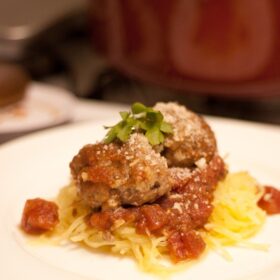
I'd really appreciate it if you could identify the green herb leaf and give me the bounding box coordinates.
[160,121,173,134]
[120,111,130,120]
[132,102,147,114]
[103,102,173,145]
[104,125,119,144]
[145,128,164,146]
[147,111,163,123]
[117,123,133,142]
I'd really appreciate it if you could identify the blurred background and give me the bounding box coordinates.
[0,0,280,129]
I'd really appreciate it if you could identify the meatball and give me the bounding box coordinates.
[70,134,172,210]
[154,102,217,168]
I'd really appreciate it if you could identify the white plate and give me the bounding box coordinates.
[0,117,279,280]
[0,82,75,141]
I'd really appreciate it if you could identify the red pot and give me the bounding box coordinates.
[90,0,280,98]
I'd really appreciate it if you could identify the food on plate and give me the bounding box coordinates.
[258,186,280,215]
[21,198,59,234]
[205,172,268,256]
[0,63,30,108]
[154,102,216,167]
[70,133,172,209]
[20,102,280,274]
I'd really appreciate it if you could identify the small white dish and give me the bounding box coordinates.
[0,82,75,142]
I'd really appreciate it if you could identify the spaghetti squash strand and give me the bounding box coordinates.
[206,172,266,249]
[42,172,267,275]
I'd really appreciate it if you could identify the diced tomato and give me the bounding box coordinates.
[21,198,59,234]
[167,230,206,262]
[136,204,168,234]
[258,186,280,215]
[89,211,113,231]
[89,208,137,231]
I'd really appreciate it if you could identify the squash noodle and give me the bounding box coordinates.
[204,172,268,259]
[45,183,184,276]
[44,172,267,274]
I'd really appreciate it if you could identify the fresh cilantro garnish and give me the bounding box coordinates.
[104,102,173,145]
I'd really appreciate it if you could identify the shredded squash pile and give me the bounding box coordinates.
[205,172,267,259]
[44,172,267,274]
[48,183,175,275]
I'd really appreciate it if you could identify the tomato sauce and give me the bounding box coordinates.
[167,230,206,262]
[20,155,227,261]
[258,186,280,215]
[88,155,226,262]
[21,198,59,234]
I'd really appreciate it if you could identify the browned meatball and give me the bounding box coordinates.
[154,102,217,168]
[70,134,172,210]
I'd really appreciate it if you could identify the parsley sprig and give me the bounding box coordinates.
[104,102,173,145]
